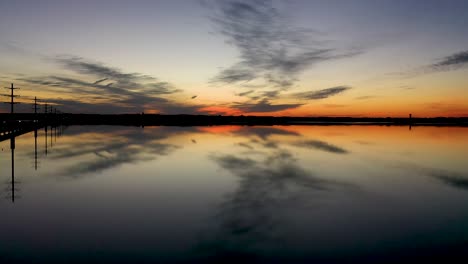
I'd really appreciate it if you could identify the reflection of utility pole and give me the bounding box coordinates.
[409,113,412,131]
[34,129,38,170]
[3,83,20,114]
[45,125,48,156]
[50,123,53,148]
[7,137,19,203]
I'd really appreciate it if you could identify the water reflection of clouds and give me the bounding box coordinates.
[43,126,192,178]
[392,162,468,192]
[292,140,349,154]
[7,125,467,262]
[232,126,350,154]
[26,125,352,181]
[62,142,178,177]
[232,126,301,140]
[198,127,353,260]
[426,169,468,191]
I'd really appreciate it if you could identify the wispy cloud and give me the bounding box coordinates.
[432,50,468,70]
[237,90,254,97]
[206,0,361,96]
[396,49,468,77]
[399,85,415,90]
[228,85,351,114]
[292,86,351,100]
[355,95,376,100]
[54,56,181,95]
[323,104,348,108]
[18,56,203,114]
[232,98,302,113]
[423,102,468,113]
[42,97,203,115]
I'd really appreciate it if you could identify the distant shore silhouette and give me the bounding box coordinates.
[1,113,467,127]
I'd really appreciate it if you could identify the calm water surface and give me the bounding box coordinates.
[1,125,468,263]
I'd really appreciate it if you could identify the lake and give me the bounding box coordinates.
[1,125,468,263]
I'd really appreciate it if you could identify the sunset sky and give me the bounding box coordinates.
[1,0,467,117]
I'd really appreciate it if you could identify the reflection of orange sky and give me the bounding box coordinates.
[197,126,242,134]
[4,124,467,176]
[283,125,468,139]
[195,125,468,151]
[7,123,468,146]
[295,125,468,166]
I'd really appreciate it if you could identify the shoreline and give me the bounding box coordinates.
[1,113,468,127]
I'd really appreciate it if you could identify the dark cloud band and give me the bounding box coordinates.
[292,86,351,100]
[232,98,302,112]
[432,50,468,69]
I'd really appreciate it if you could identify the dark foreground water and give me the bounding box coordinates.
[1,125,468,263]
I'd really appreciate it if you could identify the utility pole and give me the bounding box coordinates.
[3,83,20,114]
[33,97,40,122]
[33,97,39,115]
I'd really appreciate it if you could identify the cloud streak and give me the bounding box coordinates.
[432,50,468,70]
[206,0,361,106]
[54,56,181,95]
[396,49,468,77]
[18,56,204,114]
[232,99,302,113]
[292,86,351,100]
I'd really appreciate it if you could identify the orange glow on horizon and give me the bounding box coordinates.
[198,106,242,116]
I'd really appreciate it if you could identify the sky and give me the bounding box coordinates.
[0,0,467,117]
